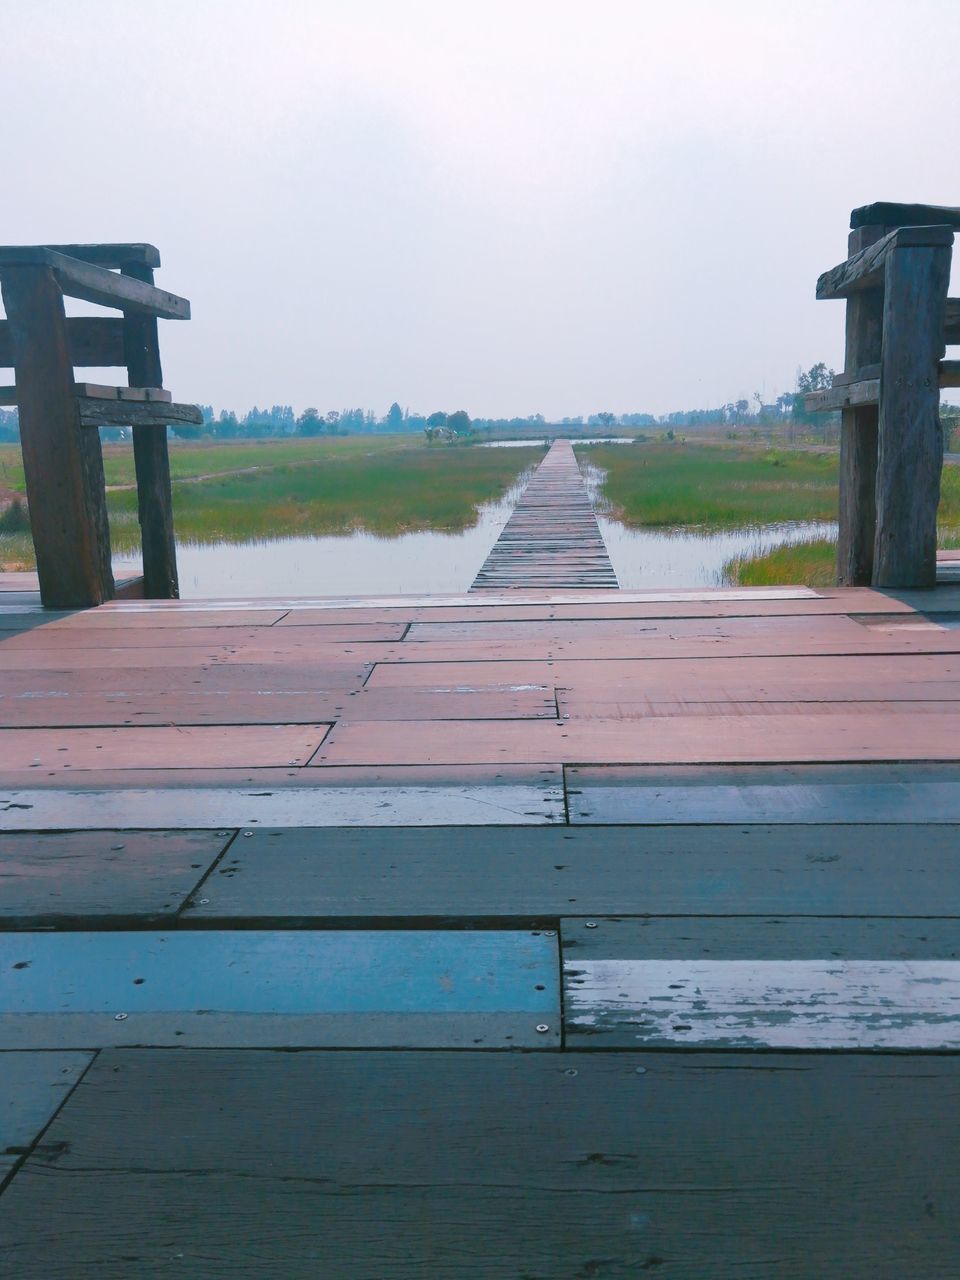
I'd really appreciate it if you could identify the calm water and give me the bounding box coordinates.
[113,454,834,597]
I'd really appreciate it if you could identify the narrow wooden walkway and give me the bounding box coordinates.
[3,577,960,1275]
[471,439,618,590]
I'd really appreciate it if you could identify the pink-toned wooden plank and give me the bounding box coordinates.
[557,697,960,720]
[0,724,331,771]
[405,615,886,644]
[7,620,406,645]
[342,685,556,721]
[311,714,960,767]
[31,610,290,629]
[0,689,347,728]
[0,661,372,695]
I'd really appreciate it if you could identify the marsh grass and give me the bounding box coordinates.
[725,539,837,586]
[579,442,840,527]
[1,437,545,567]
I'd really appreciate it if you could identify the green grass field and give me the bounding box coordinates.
[0,436,545,570]
[578,442,840,527]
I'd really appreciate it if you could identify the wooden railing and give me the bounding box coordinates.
[0,243,201,608]
[809,203,959,588]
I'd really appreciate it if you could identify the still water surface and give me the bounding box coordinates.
[113,456,834,598]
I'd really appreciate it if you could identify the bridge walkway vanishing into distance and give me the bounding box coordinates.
[5,556,960,1267]
[471,439,618,590]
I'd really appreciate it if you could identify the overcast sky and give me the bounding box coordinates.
[2,0,958,419]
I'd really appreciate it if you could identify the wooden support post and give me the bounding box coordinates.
[837,225,884,586]
[874,242,952,588]
[122,262,179,598]
[0,266,113,608]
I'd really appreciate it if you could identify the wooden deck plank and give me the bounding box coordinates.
[0,772,565,827]
[2,1049,958,1277]
[0,930,560,1049]
[0,830,230,926]
[0,690,348,727]
[0,724,331,771]
[312,712,960,766]
[0,1052,92,1183]
[182,823,960,922]
[0,661,373,695]
[567,762,960,823]
[0,623,405,649]
[471,441,618,591]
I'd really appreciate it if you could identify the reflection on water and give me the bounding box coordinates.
[113,458,836,598]
[114,478,530,599]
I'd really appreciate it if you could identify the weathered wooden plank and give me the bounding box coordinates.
[874,243,952,587]
[0,775,566,829]
[566,956,960,1049]
[0,689,347,728]
[946,296,960,344]
[0,317,125,368]
[567,762,960,824]
[0,930,560,1049]
[0,266,114,608]
[0,246,189,318]
[40,243,161,269]
[0,1052,92,1182]
[0,830,229,925]
[851,201,960,229]
[312,710,960,766]
[817,224,953,299]
[805,377,879,411]
[182,823,960,922]
[77,398,202,428]
[3,1049,959,1277]
[0,621,403,648]
[0,724,330,771]
[0,658,373,692]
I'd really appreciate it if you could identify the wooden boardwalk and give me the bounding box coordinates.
[3,571,960,1273]
[471,439,618,590]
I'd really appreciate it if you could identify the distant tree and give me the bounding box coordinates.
[297,407,323,437]
[426,411,448,428]
[385,402,404,432]
[325,410,341,429]
[446,409,471,434]
[170,422,203,440]
[596,411,616,427]
[214,410,239,439]
[735,399,750,425]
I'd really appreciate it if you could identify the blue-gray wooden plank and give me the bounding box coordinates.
[0,930,559,1049]
[568,762,960,823]
[0,1052,92,1182]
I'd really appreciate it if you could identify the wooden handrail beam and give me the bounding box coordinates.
[42,243,161,269]
[817,226,954,300]
[946,299,960,345]
[0,247,189,319]
[807,360,960,411]
[77,398,203,428]
[0,317,125,368]
[851,202,960,230]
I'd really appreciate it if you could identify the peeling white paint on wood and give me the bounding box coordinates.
[0,783,565,829]
[566,959,960,1049]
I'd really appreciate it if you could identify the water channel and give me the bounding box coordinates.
[112,446,835,598]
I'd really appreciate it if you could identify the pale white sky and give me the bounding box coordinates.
[1,0,958,418]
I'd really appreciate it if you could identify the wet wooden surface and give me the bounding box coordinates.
[2,1049,959,1278]
[3,577,960,1270]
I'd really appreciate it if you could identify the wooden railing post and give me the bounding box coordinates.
[837,224,884,585]
[873,241,952,587]
[0,265,114,607]
[122,262,179,598]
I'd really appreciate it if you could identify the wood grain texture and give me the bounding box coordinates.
[182,823,960,922]
[0,930,559,1049]
[0,317,125,368]
[0,265,114,608]
[0,724,330,771]
[0,829,229,925]
[566,957,960,1048]
[874,244,952,587]
[0,1052,92,1183]
[2,1048,959,1278]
